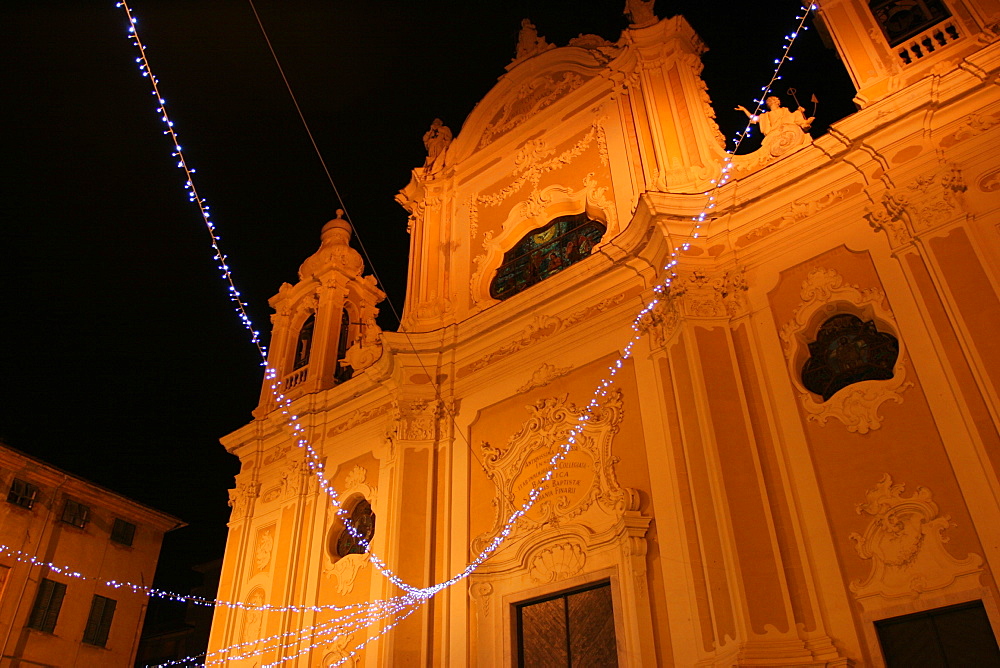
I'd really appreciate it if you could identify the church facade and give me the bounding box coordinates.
[209,0,1000,664]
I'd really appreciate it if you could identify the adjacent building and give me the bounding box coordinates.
[0,444,183,667]
[210,0,1000,665]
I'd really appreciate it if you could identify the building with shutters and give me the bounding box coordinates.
[0,444,182,667]
[210,0,1000,664]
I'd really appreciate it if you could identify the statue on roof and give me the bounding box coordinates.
[624,0,657,28]
[423,118,452,173]
[736,95,815,158]
[514,19,554,62]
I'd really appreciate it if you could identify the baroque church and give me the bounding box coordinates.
[209,0,1000,664]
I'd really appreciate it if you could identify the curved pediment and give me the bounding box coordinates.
[449,42,622,162]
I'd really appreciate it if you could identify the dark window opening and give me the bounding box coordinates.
[876,600,1000,666]
[293,314,315,371]
[869,0,952,46]
[61,499,90,529]
[83,595,117,647]
[27,578,66,634]
[7,478,38,510]
[516,581,618,667]
[801,314,899,401]
[335,499,375,558]
[110,518,136,546]
[490,213,606,301]
[334,308,353,384]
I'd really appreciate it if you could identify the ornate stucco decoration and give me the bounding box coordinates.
[479,71,588,148]
[250,523,275,577]
[469,146,616,306]
[977,165,1000,193]
[227,480,260,523]
[456,294,625,378]
[262,457,307,505]
[938,112,1000,148]
[738,183,863,247]
[780,268,912,434]
[240,587,266,647]
[472,389,628,554]
[323,465,378,594]
[849,474,983,611]
[326,402,393,439]
[528,540,587,583]
[322,634,358,668]
[637,294,681,350]
[517,363,574,393]
[654,267,749,320]
[867,164,969,249]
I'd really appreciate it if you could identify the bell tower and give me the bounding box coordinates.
[255,210,385,416]
[817,0,1000,106]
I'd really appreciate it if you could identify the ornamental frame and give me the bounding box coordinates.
[780,267,912,434]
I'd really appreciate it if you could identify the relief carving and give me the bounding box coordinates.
[528,541,587,583]
[469,581,494,618]
[868,164,969,248]
[637,294,680,349]
[666,267,749,319]
[323,553,370,595]
[251,524,275,577]
[517,363,574,393]
[977,166,1000,193]
[472,389,627,554]
[479,71,588,147]
[850,474,983,611]
[322,634,358,668]
[326,402,393,439]
[780,268,912,434]
[938,112,1000,148]
[228,481,260,522]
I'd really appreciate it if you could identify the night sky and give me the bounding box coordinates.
[3,1,856,588]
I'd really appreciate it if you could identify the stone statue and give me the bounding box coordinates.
[624,0,657,28]
[514,19,553,62]
[422,118,452,173]
[736,95,815,158]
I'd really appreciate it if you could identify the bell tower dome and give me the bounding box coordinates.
[254,210,385,416]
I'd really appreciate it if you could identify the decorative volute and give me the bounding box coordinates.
[254,210,384,416]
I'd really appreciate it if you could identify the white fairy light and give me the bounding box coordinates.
[97,2,822,664]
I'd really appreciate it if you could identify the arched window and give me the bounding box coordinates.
[337,309,351,361]
[490,213,606,301]
[335,498,375,558]
[801,314,899,401]
[293,314,315,370]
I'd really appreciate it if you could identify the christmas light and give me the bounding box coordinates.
[116,1,266,364]
[102,2,821,664]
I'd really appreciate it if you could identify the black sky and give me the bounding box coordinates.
[3,1,856,585]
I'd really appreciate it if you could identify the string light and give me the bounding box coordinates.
[99,2,820,665]
[116,1,266,364]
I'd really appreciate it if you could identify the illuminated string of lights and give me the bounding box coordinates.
[116,1,266,363]
[101,2,819,665]
[0,541,390,613]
